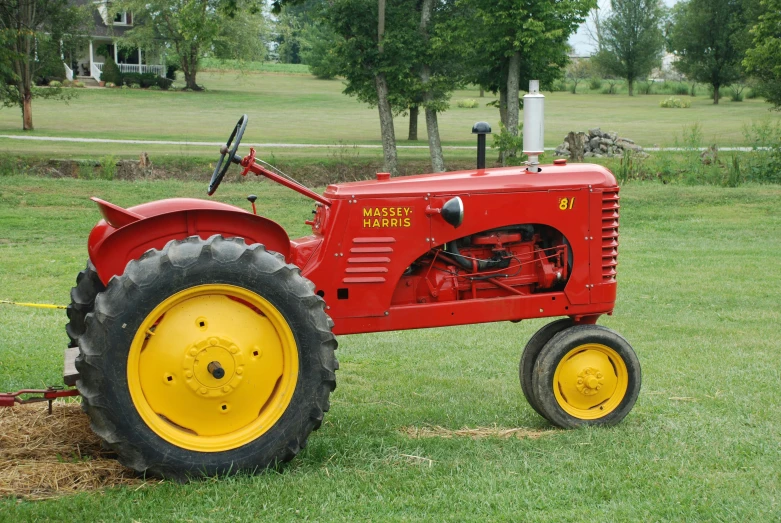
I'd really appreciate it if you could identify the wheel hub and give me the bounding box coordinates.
[575,367,604,396]
[183,336,245,398]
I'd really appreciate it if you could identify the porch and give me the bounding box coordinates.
[63,38,165,82]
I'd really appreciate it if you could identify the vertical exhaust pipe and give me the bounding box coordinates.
[472,121,491,170]
[523,80,545,173]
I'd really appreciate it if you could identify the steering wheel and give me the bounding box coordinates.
[208,114,249,195]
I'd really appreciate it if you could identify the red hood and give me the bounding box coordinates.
[325,163,617,199]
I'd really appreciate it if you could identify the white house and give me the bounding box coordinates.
[66,0,165,83]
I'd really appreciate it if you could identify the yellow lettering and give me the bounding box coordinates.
[404,208,412,216]
[363,208,372,217]
[381,208,388,217]
[373,219,380,227]
[403,218,411,227]
[381,218,389,227]
[363,218,371,227]
[390,218,398,227]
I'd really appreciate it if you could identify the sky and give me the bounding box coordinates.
[569,0,681,55]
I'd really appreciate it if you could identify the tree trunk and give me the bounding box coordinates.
[425,106,445,172]
[408,107,419,141]
[375,0,398,176]
[22,89,33,131]
[479,88,484,98]
[713,83,720,104]
[375,73,399,176]
[499,87,508,128]
[417,0,444,172]
[565,131,586,162]
[628,78,634,96]
[504,50,522,162]
[182,48,202,91]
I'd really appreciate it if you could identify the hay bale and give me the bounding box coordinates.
[0,402,157,500]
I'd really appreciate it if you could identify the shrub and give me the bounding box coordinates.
[99,155,117,181]
[105,82,116,88]
[729,84,745,102]
[101,57,122,85]
[122,73,141,87]
[589,77,602,90]
[660,97,691,108]
[120,85,129,90]
[741,120,781,184]
[62,79,72,87]
[166,64,179,81]
[456,99,479,108]
[72,80,85,88]
[637,81,654,95]
[148,85,161,90]
[130,83,141,89]
[491,123,526,167]
[48,80,62,88]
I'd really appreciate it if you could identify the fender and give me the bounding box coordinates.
[88,198,290,285]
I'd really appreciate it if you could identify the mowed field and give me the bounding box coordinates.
[0,176,780,520]
[0,70,778,161]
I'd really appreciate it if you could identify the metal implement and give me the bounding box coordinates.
[0,386,80,414]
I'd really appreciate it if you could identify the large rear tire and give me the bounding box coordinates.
[66,261,105,348]
[519,318,573,417]
[532,324,640,428]
[76,235,337,478]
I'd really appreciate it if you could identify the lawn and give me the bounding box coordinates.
[0,70,778,161]
[0,176,779,520]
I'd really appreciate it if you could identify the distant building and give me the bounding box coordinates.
[65,0,165,83]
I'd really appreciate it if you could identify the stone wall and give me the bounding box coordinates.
[554,128,647,160]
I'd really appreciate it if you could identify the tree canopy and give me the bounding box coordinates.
[0,0,89,130]
[117,0,263,90]
[668,0,750,104]
[743,0,781,109]
[593,0,665,96]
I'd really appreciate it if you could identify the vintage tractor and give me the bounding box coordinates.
[62,82,640,478]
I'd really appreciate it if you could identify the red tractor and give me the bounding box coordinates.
[64,88,640,478]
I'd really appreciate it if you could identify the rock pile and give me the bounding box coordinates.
[554,128,647,159]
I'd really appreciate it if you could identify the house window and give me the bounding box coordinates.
[113,11,132,25]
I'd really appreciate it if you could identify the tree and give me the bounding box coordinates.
[593,0,665,96]
[118,0,261,90]
[668,0,749,104]
[744,0,781,109]
[566,58,593,93]
[456,0,594,162]
[0,0,88,130]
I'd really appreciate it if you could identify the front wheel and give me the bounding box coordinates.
[77,235,337,478]
[531,325,640,428]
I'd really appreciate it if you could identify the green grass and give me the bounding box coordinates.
[1,177,780,520]
[0,70,778,160]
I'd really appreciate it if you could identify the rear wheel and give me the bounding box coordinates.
[77,235,337,478]
[519,318,573,417]
[66,261,105,347]
[532,325,640,428]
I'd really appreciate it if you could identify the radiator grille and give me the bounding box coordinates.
[601,190,620,281]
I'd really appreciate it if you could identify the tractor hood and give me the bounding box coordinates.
[324,164,617,199]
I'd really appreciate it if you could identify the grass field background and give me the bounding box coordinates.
[0,70,778,161]
[0,176,779,519]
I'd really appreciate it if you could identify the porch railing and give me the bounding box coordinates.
[93,62,165,78]
[91,62,102,83]
[63,63,73,81]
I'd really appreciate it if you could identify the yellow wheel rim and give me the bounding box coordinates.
[552,343,628,420]
[127,284,299,452]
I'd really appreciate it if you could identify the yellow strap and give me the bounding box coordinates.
[0,300,66,310]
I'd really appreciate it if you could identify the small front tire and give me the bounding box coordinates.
[531,325,640,428]
[519,318,573,417]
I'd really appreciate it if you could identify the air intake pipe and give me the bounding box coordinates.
[523,80,544,173]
